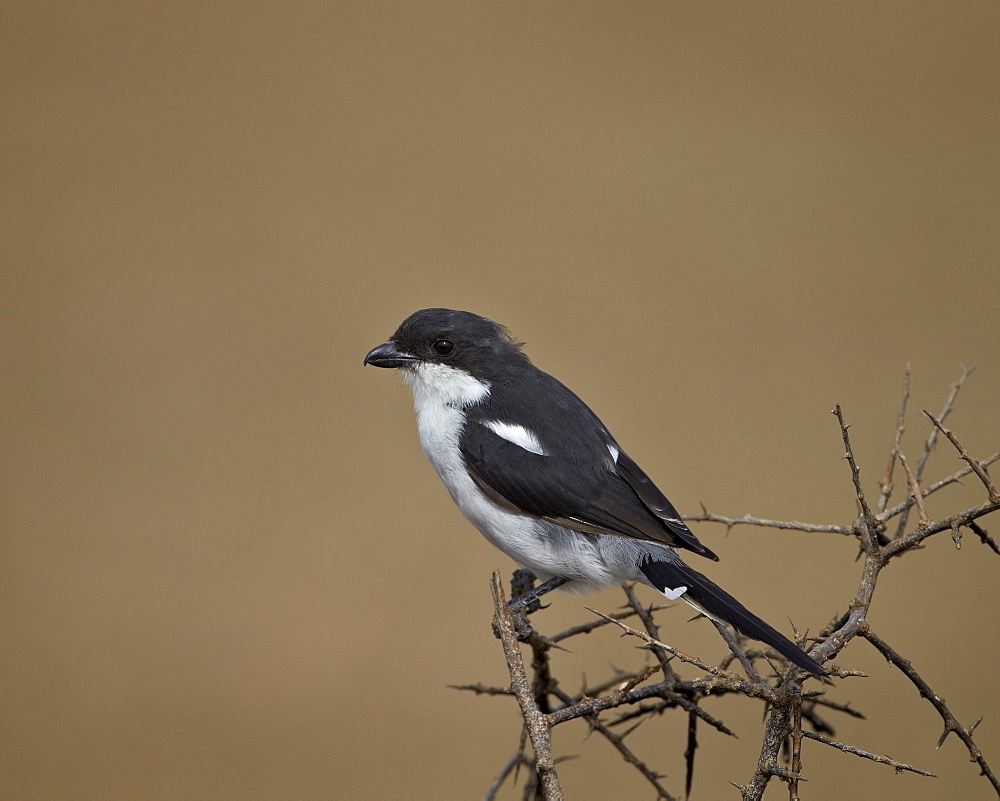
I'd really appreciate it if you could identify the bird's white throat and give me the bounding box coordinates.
[402,361,491,411]
[402,362,490,487]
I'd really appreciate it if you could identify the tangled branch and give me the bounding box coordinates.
[458,369,998,799]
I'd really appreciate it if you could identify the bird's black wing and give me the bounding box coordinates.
[460,421,716,559]
[614,449,717,560]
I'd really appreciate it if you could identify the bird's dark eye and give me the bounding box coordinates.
[432,339,454,356]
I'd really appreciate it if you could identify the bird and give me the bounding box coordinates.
[364,308,826,676]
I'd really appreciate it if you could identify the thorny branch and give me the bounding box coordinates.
[799,730,935,777]
[833,402,881,553]
[462,370,997,799]
[877,364,910,517]
[861,627,999,793]
[892,365,973,538]
[490,574,563,800]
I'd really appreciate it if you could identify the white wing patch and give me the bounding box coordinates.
[483,420,546,456]
[660,584,688,600]
[606,444,620,463]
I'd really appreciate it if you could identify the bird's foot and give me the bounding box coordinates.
[493,571,568,642]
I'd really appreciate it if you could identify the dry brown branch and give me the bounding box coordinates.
[800,730,935,777]
[605,694,738,738]
[833,403,880,552]
[789,694,804,800]
[545,666,680,728]
[861,627,999,793]
[451,682,515,696]
[684,710,698,799]
[711,620,766,683]
[490,573,563,800]
[877,451,1000,525]
[924,409,1000,503]
[621,583,678,683]
[696,451,1000,545]
[484,753,529,801]
[897,451,929,527]
[892,365,973,538]
[548,603,674,644]
[574,667,657,701]
[739,687,800,801]
[738,395,997,800]
[881,498,999,558]
[877,365,911,515]
[968,519,1000,554]
[549,685,677,801]
[684,507,852,536]
[804,695,865,721]
[585,609,771,696]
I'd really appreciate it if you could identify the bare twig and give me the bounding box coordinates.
[484,753,528,801]
[798,702,836,736]
[605,694,737,738]
[801,731,935,777]
[878,365,911,514]
[549,603,673,644]
[451,682,515,696]
[893,366,973,537]
[923,410,1000,504]
[490,572,563,800]
[790,694,804,800]
[805,695,866,720]
[897,451,928,527]
[916,365,973,482]
[882,499,1000,558]
[685,505,852,536]
[861,627,999,794]
[546,664,665,726]
[621,583,678,683]
[684,710,698,800]
[880,452,1000,523]
[584,608,772,697]
[833,403,880,552]
[711,619,763,683]
[968,520,1000,554]
[575,667,660,700]
[766,764,805,781]
[549,685,678,801]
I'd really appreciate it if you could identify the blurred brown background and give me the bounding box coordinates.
[3,3,999,799]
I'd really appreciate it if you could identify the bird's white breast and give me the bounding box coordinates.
[403,362,489,484]
[403,363,537,549]
[401,361,639,590]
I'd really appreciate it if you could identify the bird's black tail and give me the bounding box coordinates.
[639,556,827,676]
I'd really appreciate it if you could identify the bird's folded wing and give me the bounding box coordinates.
[460,423,716,559]
[614,450,718,560]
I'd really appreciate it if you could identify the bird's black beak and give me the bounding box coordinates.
[363,341,418,369]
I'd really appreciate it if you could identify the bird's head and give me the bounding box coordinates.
[363,308,527,385]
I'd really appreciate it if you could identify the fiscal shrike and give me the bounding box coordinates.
[364,308,825,675]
